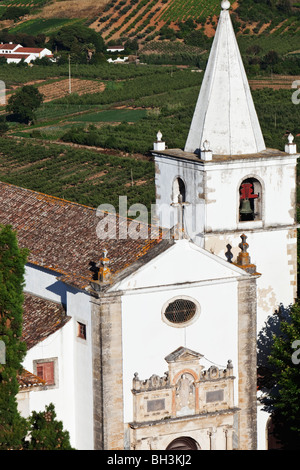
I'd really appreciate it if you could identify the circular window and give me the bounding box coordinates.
[163,297,199,326]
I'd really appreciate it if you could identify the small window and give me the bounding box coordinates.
[77,322,86,340]
[36,361,55,386]
[163,298,198,326]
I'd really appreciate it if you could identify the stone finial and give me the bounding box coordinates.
[235,234,258,275]
[285,133,297,154]
[200,140,213,161]
[98,249,111,284]
[236,234,250,266]
[153,130,165,151]
[221,0,231,9]
[225,243,233,263]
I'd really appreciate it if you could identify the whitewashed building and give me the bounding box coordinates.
[0,0,297,451]
[0,43,53,63]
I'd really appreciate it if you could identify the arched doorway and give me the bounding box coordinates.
[166,436,200,450]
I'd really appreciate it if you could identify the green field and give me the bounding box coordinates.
[70,109,147,123]
[9,17,82,35]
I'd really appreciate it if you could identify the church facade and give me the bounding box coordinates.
[0,0,298,451]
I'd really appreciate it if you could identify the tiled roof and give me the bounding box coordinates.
[17,369,46,390]
[0,43,19,50]
[0,53,30,59]
[0,182,167,290]
[22,292,71,350]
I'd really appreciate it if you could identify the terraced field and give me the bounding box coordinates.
[91,0,237,40]
[38,78,106,102]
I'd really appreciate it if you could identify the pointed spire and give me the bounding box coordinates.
[185,1,266,156]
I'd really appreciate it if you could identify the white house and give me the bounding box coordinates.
[106,45,125,53]
[0,0,298,451]
[0,43,53,63]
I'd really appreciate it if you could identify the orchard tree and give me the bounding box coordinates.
[6,85,43,125]
[0,225,28,449]
[260,303,300,449]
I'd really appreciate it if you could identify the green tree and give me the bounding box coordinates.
[26,403,74,450]
[6,85,44,125]
[261,303,300,449]
[50,24,105,56]
[0,225,28,449]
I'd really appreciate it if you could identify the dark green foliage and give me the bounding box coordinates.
[0,117,8,136]
[26,403,74,450]
[6,85,44,124]
[49,24,105,56]
[0,7,29,21]
[260,303,300,449]
[0,31,47,48]
[0,225,28,450]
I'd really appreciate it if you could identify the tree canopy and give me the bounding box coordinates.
[50,24,105,56]
[26,403,74,450]
[0,225,28,449]
[260,303,300,449]
[6,85,44,124]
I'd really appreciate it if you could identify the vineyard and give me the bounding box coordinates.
[0,136,155,210]
[91,0,217,41]
[38,78,106,102]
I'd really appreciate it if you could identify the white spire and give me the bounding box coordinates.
[184,0,266,156]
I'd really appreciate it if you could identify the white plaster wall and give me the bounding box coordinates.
[22,319,76,444]
[154,155,205,244]
[24,265,65,304]
[121,280,239,424]
[67,289,94,450]
[205,228,296,333]
[204,157,297,233]
[22,264,94,450]
[257,402,269,450]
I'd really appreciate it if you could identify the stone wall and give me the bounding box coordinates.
[91,292,124,450]
[237,277,258,450]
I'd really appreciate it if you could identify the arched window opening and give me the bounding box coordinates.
[166,436,201,450]
[172,177,186,204]
[239,177,262,222]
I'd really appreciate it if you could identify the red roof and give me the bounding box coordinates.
[0,182,169,290]
[0,43,19,50]
[0,53,30,59]
[17,47,44,53]
[17,369,46,389]
[22,292,70,350]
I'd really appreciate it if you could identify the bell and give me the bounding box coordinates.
[240,198,253,215]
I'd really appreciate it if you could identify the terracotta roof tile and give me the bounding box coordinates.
[17,369,46,390]
[22,292,70,350]
[0,182,167,290]
[0,43,19,50]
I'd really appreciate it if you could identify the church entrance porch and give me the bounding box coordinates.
[128,347,238,450]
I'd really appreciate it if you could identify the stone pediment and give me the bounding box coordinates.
[165,346,203,364]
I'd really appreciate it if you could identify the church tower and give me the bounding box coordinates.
[152,0,299,332]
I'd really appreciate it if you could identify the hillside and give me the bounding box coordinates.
[0,0,299,48]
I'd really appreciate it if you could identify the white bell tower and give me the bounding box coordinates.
[152,0,299,332]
